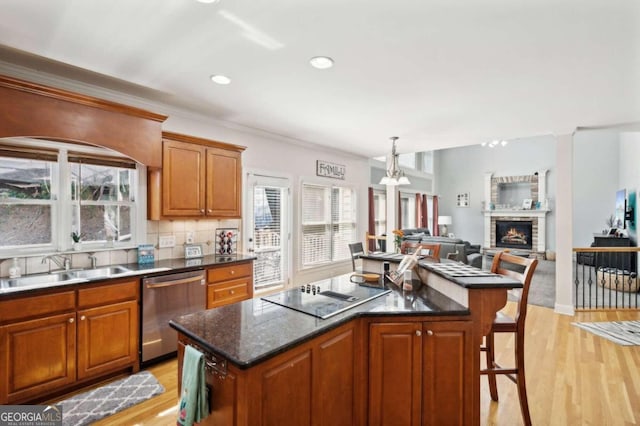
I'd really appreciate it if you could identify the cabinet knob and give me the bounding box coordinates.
[68,318,74,323]
[426,330,434,336]
[415,330,422,336]
[207,209,212,213]
[230,290,235,295]
[230,270,235,275]
[80,315,86,321]
[200,209,205,214]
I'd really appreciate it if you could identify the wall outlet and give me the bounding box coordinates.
[159,235,176,248]
[186,231,195,244]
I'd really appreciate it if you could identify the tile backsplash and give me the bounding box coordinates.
[1,218,242,277]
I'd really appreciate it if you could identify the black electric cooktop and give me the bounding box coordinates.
[261,279,391,319]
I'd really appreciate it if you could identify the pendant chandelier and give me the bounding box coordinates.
[379,136,410,186]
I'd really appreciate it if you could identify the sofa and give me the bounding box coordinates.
[400,228,483,269]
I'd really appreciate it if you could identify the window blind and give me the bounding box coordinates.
[301,183,356,267]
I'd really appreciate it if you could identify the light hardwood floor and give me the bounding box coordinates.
[82,303,639,425]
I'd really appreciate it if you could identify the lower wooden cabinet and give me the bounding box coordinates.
[206,262,253,309]
[0,312,77,404]
[76,300,138,380]
[178,321,359,426]
[177,316,475,425]
[0,279,139,404]
[369,320,473,426]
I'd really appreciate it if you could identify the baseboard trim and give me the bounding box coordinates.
[554,303,575,316]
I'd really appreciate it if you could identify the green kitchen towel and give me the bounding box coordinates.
[177,345,209,426]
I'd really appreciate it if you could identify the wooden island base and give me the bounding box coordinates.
[172,260,521,425]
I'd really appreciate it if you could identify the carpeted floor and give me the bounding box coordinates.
[58,370,164,426]
[483,257,557,309]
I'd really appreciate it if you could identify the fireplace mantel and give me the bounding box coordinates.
[483,171,550,253]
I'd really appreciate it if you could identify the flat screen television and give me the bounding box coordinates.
[615,189,627,229]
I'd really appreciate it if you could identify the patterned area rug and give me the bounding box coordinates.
[59,371,164,426]
[571,320,640,345]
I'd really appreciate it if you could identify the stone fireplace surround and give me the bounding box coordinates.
[483,170,549,255]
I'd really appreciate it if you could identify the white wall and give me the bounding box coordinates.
[572,130,620,247]
[434,135,557,249]
[619,133,640,246]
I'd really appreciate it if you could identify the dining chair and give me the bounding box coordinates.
[365,232,386,253]
[348,242,365,272]
[480,251,538,426]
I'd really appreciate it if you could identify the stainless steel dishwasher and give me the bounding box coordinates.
[141,269,206,365]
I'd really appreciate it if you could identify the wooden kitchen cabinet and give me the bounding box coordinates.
[206,261,254,309]
[151,132,245,219]
[0,312,77,404]
[177,321,359,426]
[0,279,140,404]
[368,319,473,426]
[76,300,138,380]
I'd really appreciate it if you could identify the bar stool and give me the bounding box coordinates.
[480,251,538,426]
[348,242,365,272]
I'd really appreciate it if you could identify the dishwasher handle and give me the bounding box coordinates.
[143,271,205,289]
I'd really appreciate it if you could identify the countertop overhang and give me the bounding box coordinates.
[170,273,470,370]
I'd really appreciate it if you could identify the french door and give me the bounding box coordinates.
[245,173,290,293]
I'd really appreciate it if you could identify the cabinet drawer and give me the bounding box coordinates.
[0,291,76,324]
[207,263,252,284]
[78,280,139,308]
[207,279,250,308]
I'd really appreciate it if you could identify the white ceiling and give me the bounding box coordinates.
[0,0,638,157]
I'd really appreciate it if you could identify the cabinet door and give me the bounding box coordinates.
[206,147,241,217]
[0,313,76,404]
[422,321,473,426]
[259,350,312,426]
[77,300,138,380]
[313,325,356,426]
[162,139,206,216]
[369,322,422,426]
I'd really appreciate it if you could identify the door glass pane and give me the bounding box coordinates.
[254,185,285,290]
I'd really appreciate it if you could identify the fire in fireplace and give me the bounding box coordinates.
[496,220,533,250]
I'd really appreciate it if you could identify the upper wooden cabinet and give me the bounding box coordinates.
[148,132,245,219]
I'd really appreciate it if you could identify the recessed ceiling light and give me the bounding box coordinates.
[309,56,334,69]
[196,0,220,3]
[210,74,231,85]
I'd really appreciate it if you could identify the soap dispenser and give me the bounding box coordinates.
[9,257,21,278]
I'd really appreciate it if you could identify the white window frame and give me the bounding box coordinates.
[0,138,145,257]
[300,180,357,269]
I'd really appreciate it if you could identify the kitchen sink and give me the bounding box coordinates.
[70,265,132,279]
[0,272,85,289]
[0,265,133,290]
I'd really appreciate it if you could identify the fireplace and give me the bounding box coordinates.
[495,220,533,250]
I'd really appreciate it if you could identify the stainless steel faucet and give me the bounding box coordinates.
[42,254,71,270]
[88,254,97,269]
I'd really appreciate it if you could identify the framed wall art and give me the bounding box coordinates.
[456,192,470,207]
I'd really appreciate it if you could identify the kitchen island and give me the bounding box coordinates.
[170,257,521,425]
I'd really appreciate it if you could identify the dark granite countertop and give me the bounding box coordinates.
[361,252,522,289]
[0,253,256,297]
[169,273,469,369]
